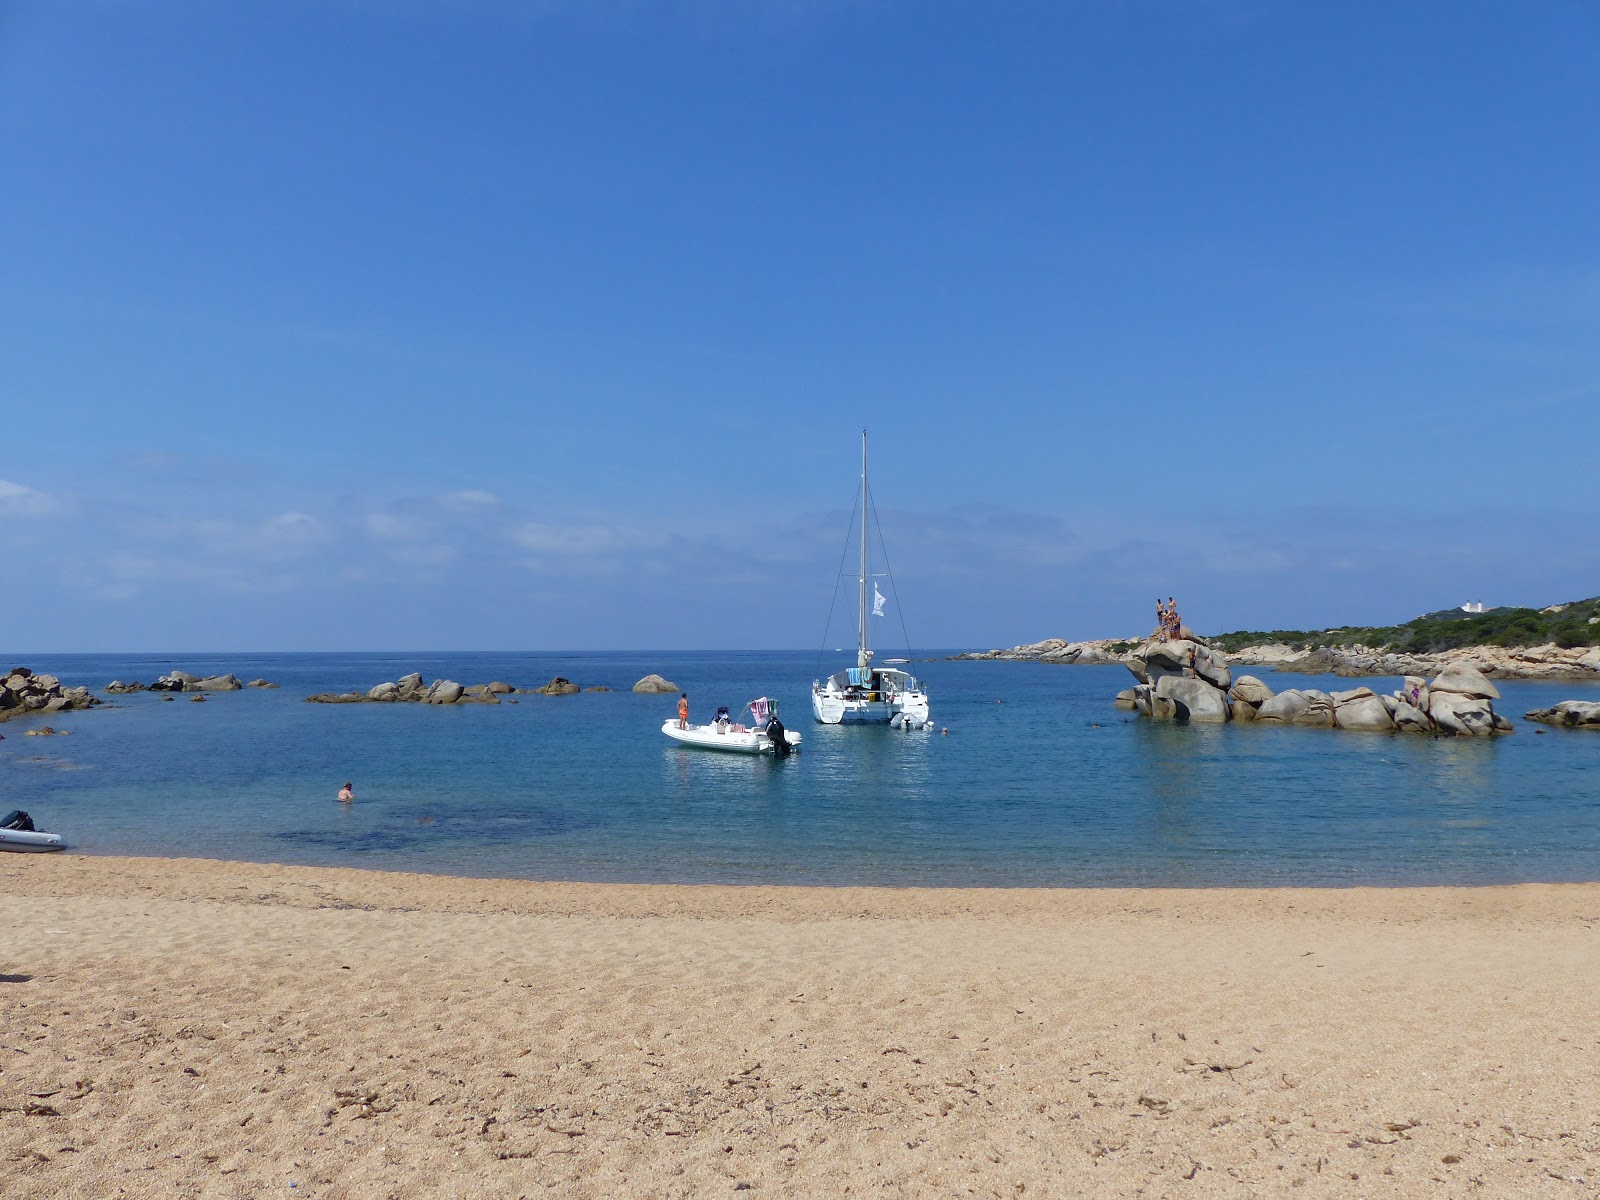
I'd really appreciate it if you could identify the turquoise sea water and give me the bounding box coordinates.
[5,651,1599,887]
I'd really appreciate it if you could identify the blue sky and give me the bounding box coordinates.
[3,0,1597,651]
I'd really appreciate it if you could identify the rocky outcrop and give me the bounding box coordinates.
[1523,701,1600,729]
[426,680,465,705]
[114,671,269,693]
[1,668,101,722]
[1228,675,1274,707]
[1430,662,1499,700]
[308,673,532,706]
[1333,690,1393,732]
[1120,640,1511,736]
[1153,675,1229,722]
[951,638,1137,664]
[632,674,680,694]
[531,677,580,696]
[1228,641,1600,682]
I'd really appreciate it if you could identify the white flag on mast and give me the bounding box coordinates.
[872,584,886,617]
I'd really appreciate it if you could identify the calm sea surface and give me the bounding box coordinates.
[5,651,1599,887]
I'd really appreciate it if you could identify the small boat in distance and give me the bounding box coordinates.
[0,810,65,852]
[812,430,932,728]
[662,698,801,756]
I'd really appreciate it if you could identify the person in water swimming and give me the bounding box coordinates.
[337,782,354,802]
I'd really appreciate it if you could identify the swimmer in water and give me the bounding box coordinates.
[337,782,354,802]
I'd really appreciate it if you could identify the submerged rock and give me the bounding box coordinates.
[1523,700,1600,729]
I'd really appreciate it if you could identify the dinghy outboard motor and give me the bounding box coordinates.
[766,717,791,758]
[1,810,35,832]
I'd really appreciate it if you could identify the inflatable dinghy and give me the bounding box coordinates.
[0,810,65,852]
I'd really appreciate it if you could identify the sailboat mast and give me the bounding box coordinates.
[858,428,870,670]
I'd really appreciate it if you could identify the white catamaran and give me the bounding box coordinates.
[811,431,932,728]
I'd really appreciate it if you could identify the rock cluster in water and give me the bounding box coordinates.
[632,674,679,693]
[105,672,277,693]
[306,673,510,705]
[303,674,600,705]
[1114,637,1512,736]
[0,668,101,721]
[1524,701,1600,730]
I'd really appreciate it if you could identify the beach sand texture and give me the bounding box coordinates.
[3,857,1597,1198]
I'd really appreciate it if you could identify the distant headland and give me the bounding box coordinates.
[953,596,1600,681]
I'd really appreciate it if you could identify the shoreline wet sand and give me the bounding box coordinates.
[3,855,1597,1197]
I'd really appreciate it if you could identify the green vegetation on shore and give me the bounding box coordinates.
[1211,597,1600,655]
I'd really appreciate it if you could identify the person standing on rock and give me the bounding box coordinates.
[677,694,689,730]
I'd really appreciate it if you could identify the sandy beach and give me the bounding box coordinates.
[2,856,1597,1198]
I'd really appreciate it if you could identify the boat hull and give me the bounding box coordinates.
[0,829,66,852]
[811,690,931,727]
[661,720,801,754]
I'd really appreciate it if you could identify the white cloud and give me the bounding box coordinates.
[0,479,60,517]
[387,544,458,568]
[438,489,501,512]
[259,511,333,547]
[364,511,438,542]
[510,520,647,556]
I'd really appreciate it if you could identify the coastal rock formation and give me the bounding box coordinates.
[1228,641,1600,682]
[632,674,679,694]
[1524,700,1600,729]
[1,668,101,722]
[426,680,465,705]
[950,638,1137,664]
[115,671,267,693]
[1120,638,1511,735]
[1333,690,1393,732]
[1154,675,1229,722]
[1430,662,1499,700]
[1228,675,1273,706]
[532,677,580,696]
[308,673,528,706]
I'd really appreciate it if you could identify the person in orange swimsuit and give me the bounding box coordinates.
[677,694,689,730]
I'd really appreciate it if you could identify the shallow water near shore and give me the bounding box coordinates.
[6,651,1599,886]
